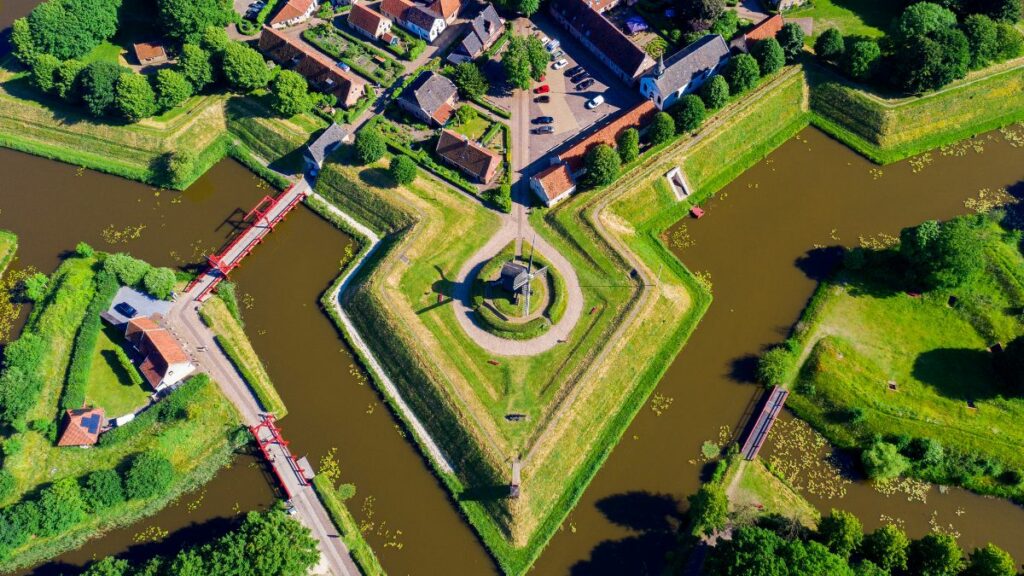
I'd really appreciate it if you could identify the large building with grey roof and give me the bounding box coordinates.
[639,34,730,110]
[397,71,458,126]
[447,4,503,64]
[549,0,655,85]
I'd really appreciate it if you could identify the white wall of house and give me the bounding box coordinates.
[159,361,196,390]
[529,178,575,207]
[272,0,320,29]
[406,17,446,41]
[640,67,718,111]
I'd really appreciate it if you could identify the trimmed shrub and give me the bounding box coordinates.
[389,155,417,186]
[673,94,706,133]
[61,270,118,411]
[125,453,175,500]
[143,267,176,300]
[700,74,729,110]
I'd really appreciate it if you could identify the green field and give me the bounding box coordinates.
[787,0,900,39]
[83,325,150,417]
[783,217,1024,501]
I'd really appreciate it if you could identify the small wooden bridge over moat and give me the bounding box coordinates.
[738,385,789,461]
[186,181,309,301]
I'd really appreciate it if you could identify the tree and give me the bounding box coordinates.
[700,74,729,109]
[354,127,386,164]
[674,94,706,133]
[995,22,1024,60]
[178,44,214,92]
[452,62,488,100]
[687,484,728,536]
[681,0,725,30]
[724,53,760,94]
[75,241,94,258]
[82,469,125,510]
[126,453,175,500]
[980,0,1021,21]
[81,557,130,576]
[909,533,964,576]
[817,509,863,559]
[710,10,739,39]
[787,540,856,576]
[706,526,788,575]
[963,14,1000,69]
[483,184,512,212]
[23,273,49,301]
[31,54,62,93]
[502,37,532,90]
[270,70,311,117]
[617,127,639,163]
[924,216,986,289]
[815,28,845,61]
[79,61,125,117]
[10,18,38,65]
[21,0,120,61]
[158,0,232,42]
[842,39,880,82]
[862,524,910,573]
[861,440,909,479]
[965,543,1016,576]
[525,36,549,80]
[143,267,176,300]
[154,69,193,111]
[752,38,785,75]
[223,42,271,92]
[208,509,320,575]
[201,25,230,54]
[893,2,958,43]
[0,470,15,502]
[389,155,417,185]
[892,27,970,92]
[114,73,157,121]
[648,111,676,145]
[454,104,478,125]
[776,22,806,62]
[37,477,86,536]
[757,345,793,386]
[583,143,620,188]
[104,252,151,285]
[56,59,86,101]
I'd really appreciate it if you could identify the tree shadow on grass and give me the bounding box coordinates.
[359,167,393,189]
[570,492,683,576]
[912,348,999,401]
[457,484,509,502]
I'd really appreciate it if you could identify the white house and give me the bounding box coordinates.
[270,0,319,28]
[125,316,196,391]
[530,163,576,206]
[382,0,447,42]
[639,34,730,111]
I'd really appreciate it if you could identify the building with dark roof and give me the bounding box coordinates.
[348,2,394,41]
[306,123,352,170]
[639,34,729,110]
[435,129,502,183]
[549,0,654,85]
[58,407,105,447]
[397,71,458,126]
[448,4,504,64]
[529,163,576,206]
[499,262,528,292]
[258,27,367,108]
[382,0,447,41]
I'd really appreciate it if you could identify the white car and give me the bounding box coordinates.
[585,95,605,109]
[552,59,568,70]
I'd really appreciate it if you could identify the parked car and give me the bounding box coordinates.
[538,35,550,45]
[566,65,584,76]
[533,126,555,134]
[552,59,568,70]
[545,39,560,52]
[585,95,605,109]
[533,85,550,94]
[114,302,137,318]
[533,116,554,124]
[550,49,565,61]
[575,78,595,90]
[534,95,550,103]
[571,71,591,83]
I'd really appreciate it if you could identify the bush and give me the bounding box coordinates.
[752,38,785,75]
[483,184,512,213]
[842,39,880,82]
[908,533,964,576]
[114,73,158,122]
[699,74,729,110]
[337,483,357,501]
[37,477,86,537]
[815,28,845,61]
[817,509,863,559]
[154,68,193,112]
[178,44,213,92]
[389,155,417,185]
[223,41,270,92]
[82,468,125,511]
[0,334,48,427]
[963,14,1000,69]
[143,267,176,300]
[30,53,62,93]
[583,143,620,187]
[617,127,639,163]
[452,62,487,100]
[61,269,118,410]
[687,483,728,537]
[776,22,805,63]
[673,94,706,133]
[0,470,15,502]
[861,441,909,479]
[354,127,386,165]
[648,111,676,145]
[862,524,910,573]
[56,59,86,101]
[75,242,95,258]
[125,453,175,500]
[104,253,151,286]
[995,22,1024,60]
[270,70,312,117]
[725,53,760,94]
[22,273,49,302]
[757,345,793,386]
[79,61,126,117]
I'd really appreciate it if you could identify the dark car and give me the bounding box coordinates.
[533,116,554,124]
[114,302,138,318]
[533,126,554,134]
[566,65,584,76]
[533,95,550,103]
[569,69,589,80]
[575,78,595,90]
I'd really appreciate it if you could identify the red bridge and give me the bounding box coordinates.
[186,181,309,301]
[739,386,789,460]
[250,413,313,499]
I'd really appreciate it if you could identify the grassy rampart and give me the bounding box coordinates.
[808,59,1024,164]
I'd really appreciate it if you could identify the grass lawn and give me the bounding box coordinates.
[451,116,492,141]
[784,218,1024,497]
[81,40,125,65]
[787,0,901,39]
[726,459,820,528]
[84,324,151,417]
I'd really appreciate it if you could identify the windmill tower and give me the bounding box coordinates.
[512,236,548,317]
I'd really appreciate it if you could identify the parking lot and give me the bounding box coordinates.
[524,12,643,166]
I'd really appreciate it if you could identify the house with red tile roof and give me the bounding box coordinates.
[270,0,319,28]
[429,0,461,23]
[348,2,394,41]
[58,407,105,447]
[435,129,502,183]
[530,163,576,206]
[258,27,367,108]
[125,316,195,391]
[133,41,168,66]
[743,14,784,50]
[381,0,447,41]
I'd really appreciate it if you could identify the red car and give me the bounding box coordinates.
[534,85,550,94]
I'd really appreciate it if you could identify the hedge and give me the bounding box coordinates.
[60,269,119,410]
[113,346,143,388]
[100,375,208,447]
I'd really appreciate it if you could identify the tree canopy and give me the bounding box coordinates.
[617,127,640,164]
[178,44,215,92]
[502,36,533,90]
[452,62,488,100]
[700,74,729,109]
[157,0,233,42]
[815,28,845,61]
[725,53,760,94]
[583,143,620,188]
[389,155,417,185]
[79,61,126,117]
[14,0,121,62]
[270,70,312,117]
[354,127,387,165]
[114,73,158,122]
[862,524,910,573]
[222,42,271,92]
[776,22,805,62]
[909,533,964,576]
[648,111,676,145]
[752,38,785,76]
[154,69,194,111]
[673,94,706,133]
[681,0,725,31]
[817,509,863,559]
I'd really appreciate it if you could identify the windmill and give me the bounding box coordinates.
[512,239,547,317]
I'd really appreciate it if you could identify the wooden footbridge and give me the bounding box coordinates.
[739,386,789,460]
[187,181,309,301]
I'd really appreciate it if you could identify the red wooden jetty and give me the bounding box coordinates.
[186,182,308,301]
[249,413,311,499]
[739,386,789,460]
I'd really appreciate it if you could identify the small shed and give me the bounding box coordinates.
[133,41,168,66]
[305,123,353,171]
[499,262,528,292]
[58,407,106,447]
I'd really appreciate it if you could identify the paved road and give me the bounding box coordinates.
[168,183,362,576]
